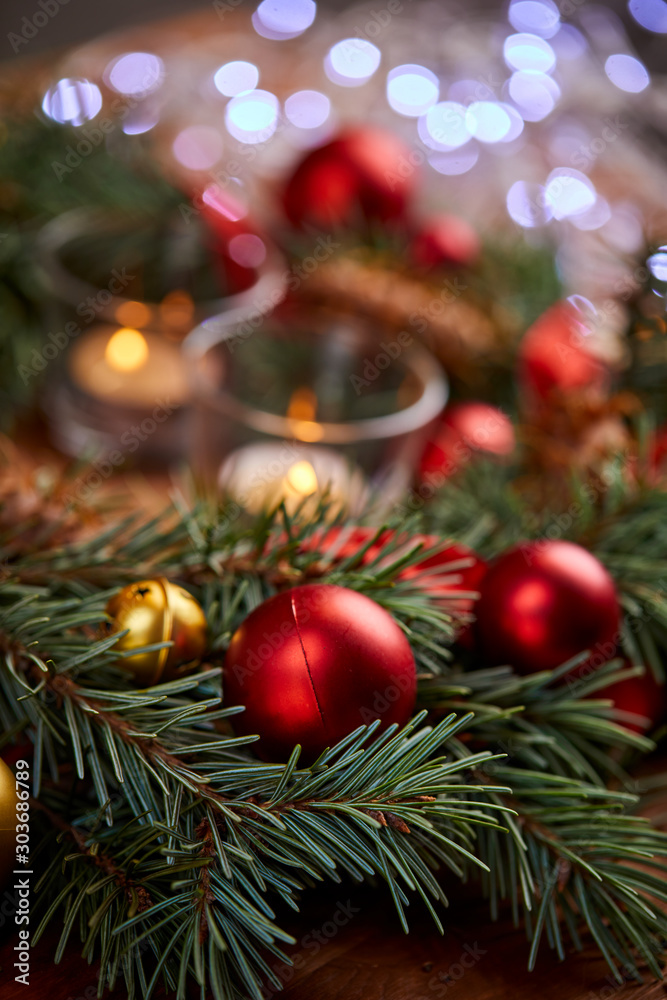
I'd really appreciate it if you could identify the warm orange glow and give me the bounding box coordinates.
[287,387,323,442]
[159,290,195,332]
[114,300,151,329]
[284,460,319,497]
[105,328,149,372]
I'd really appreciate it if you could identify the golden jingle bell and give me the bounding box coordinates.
[0,757,18,891]
[106,579,208,686]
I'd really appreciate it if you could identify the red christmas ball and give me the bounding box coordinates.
[419,402,515,483]
[594,666,666,734]
[474,541,620,675]
[518,301,608,401]
[410,215,481,270]
[224,584,417,761]
[399,536,487,647]
[198,183,266,294]
[282,128,415,230]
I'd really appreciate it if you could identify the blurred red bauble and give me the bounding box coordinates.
[198,183,267,294]
[474,541,620,674]
[224,584,417,761]
[0,732,32,768]
[399,536,487,647]
[300,530,486,645]
[282,128,415,230]
[595,666,666,734]
[410,215,481,270]
[518,301,608,401]
[419,402,515,483]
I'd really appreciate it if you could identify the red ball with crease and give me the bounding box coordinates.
[224,584,416,762]
[474,541,620,675]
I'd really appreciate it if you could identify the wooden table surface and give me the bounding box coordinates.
[1,874,665,1000]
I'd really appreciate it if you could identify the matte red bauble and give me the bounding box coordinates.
[410,215,481,270]
[474,541,620,674]
[224,584,417,762]
[199,183,264,294]
[282,128,414,230]
[420,402,515,482]
[399,536,487,647]
[595,666,666,734]
[518,301,608,401]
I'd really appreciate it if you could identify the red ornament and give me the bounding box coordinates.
[518,301,608,402]
[198,183,267,294]
[299,529,486,644]
[474,541,621,675]
[399,536,487,647]
[224,584,417,762]
[594,665,666,734]
[410,215,481,270]
[420,402,515,483]
[282,128,415,230]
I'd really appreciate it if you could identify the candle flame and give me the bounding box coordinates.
[159,290,195,334]
[287,387,323,442]
[105,328,149,373]
[115,300,151,329]
[285,460,318,497]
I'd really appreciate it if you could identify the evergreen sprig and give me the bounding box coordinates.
[0,479,666,998]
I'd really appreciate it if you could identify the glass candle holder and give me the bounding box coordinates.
[184,301,448,515]
[36,207,285,459]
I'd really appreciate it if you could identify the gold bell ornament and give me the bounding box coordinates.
[106,579,208,686]
[0,757,18,890]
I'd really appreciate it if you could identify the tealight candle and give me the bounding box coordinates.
[68,324,189,407]
[217,441,368,515]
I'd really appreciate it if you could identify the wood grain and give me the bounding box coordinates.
[1,876,665,1000]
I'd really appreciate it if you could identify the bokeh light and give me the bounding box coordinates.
[506,180,553,227]
[465,102,512,143]
[253,0,316,40]
[386,65,439,117]
[214,61,259,97]
[628,0,667,33]
[42,78,103,126]
[172,126,224,170]
[104,52,164,96]
[285,89,330,128]
[228,234,267,268]
[122,105,160,135]
[551,24,588,59]
[570,197,612,230]
[545,167,597,220]
[418,101,470,150]
[324,39,381,87]
[508,0,560,37]
[428,147,479,175]
[508,70,560,121]
[504,33,556,72]
[604,53,650,92]
[225,89,280,143]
